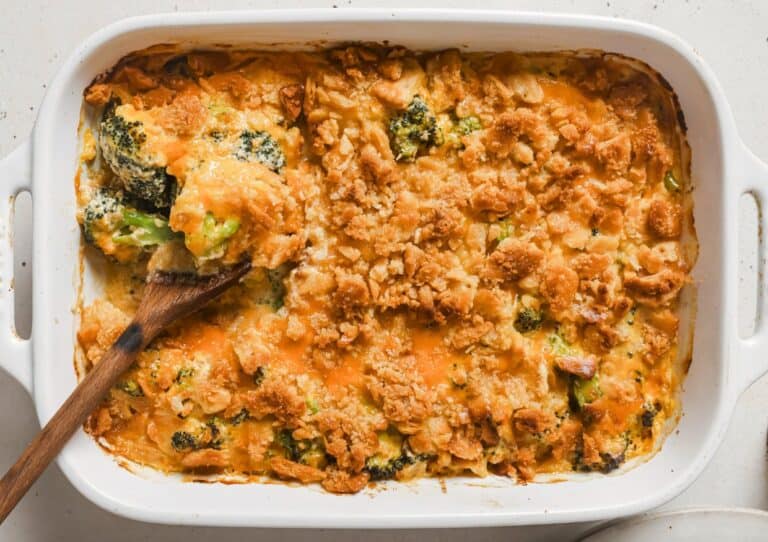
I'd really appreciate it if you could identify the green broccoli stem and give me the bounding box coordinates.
[573,374,602,409]
[204,212,240,240]
[184,211,241,259]
[201,212,240,253]
[113,208,175,246]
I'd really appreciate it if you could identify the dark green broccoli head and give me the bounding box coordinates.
[388,95,444,162]
[572,432,629,474]
[514,307,543,333]
[170,418,224,452]
[83,188,124,245]
[275,429,327,467]
[83,188,176,261]
[171,431,198,451]
[235,130,286,172]
[640,403,658,428]
[364,429,428,481]
[206,417,225,449]
[99,101,176,209]
[365,451,417,481]
[276,429,313,462]
[573,449,627,474]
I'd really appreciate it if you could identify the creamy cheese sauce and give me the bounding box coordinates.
[76,46,696,493]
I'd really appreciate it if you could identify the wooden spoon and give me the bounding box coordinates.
[0,260,251,523]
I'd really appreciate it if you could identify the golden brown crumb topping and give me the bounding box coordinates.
[76,45,696,491]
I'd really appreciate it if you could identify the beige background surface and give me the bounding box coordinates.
[1,1,767,540]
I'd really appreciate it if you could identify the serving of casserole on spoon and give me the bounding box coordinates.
[0,260,251,523]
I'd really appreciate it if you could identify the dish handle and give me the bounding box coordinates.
[0,140,33,394]
[735,143,768,394]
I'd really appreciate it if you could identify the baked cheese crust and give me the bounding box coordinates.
[76,45,696,493]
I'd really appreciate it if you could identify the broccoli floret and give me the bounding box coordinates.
[116,379,144,397]
[83,188,175,260]
[597,451,625,473]
[365,451,417,481]
[99,101,176,209]
[207,129,226,142]
[252,366,267,387]
[446,115,482,149]
[639,401,661,438]
[455,116,482,135]
[640,406,656,428]
[186,211,240,260]
[364,430,426,481]
[276,429,312,463]
[175,367,195,385]
[514,307,543,333]
[573,433,629,474]
[572,374,602,409]
[82,188,123,245]
[206,417,224,449]
[388,96,444,162]
[235,130,286,172]
[171,431,198,451]
[170,418,224,452]
[546,330,603,410]
[248,264,292,310]
[573,449,627,474]
[266,265,291,310]
[547,331,572,357]
[229,408,250,426]
[275,429,326,467]
[306,397,320,415]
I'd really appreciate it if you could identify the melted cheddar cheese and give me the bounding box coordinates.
[76,46,696,493]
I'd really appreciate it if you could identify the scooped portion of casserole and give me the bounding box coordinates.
[75,45,696,493]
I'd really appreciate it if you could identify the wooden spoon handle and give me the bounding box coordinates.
[0,323,144,523]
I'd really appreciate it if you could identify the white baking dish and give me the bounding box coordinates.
[2,9,768,529]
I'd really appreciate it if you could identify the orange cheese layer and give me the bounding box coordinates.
[76,46,696,494]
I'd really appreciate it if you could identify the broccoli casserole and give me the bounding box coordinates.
[75,45,696,493]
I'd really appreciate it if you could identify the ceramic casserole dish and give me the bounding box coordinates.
[1,9,768,529]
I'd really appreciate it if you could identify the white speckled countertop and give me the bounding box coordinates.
[1,1,767,540]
